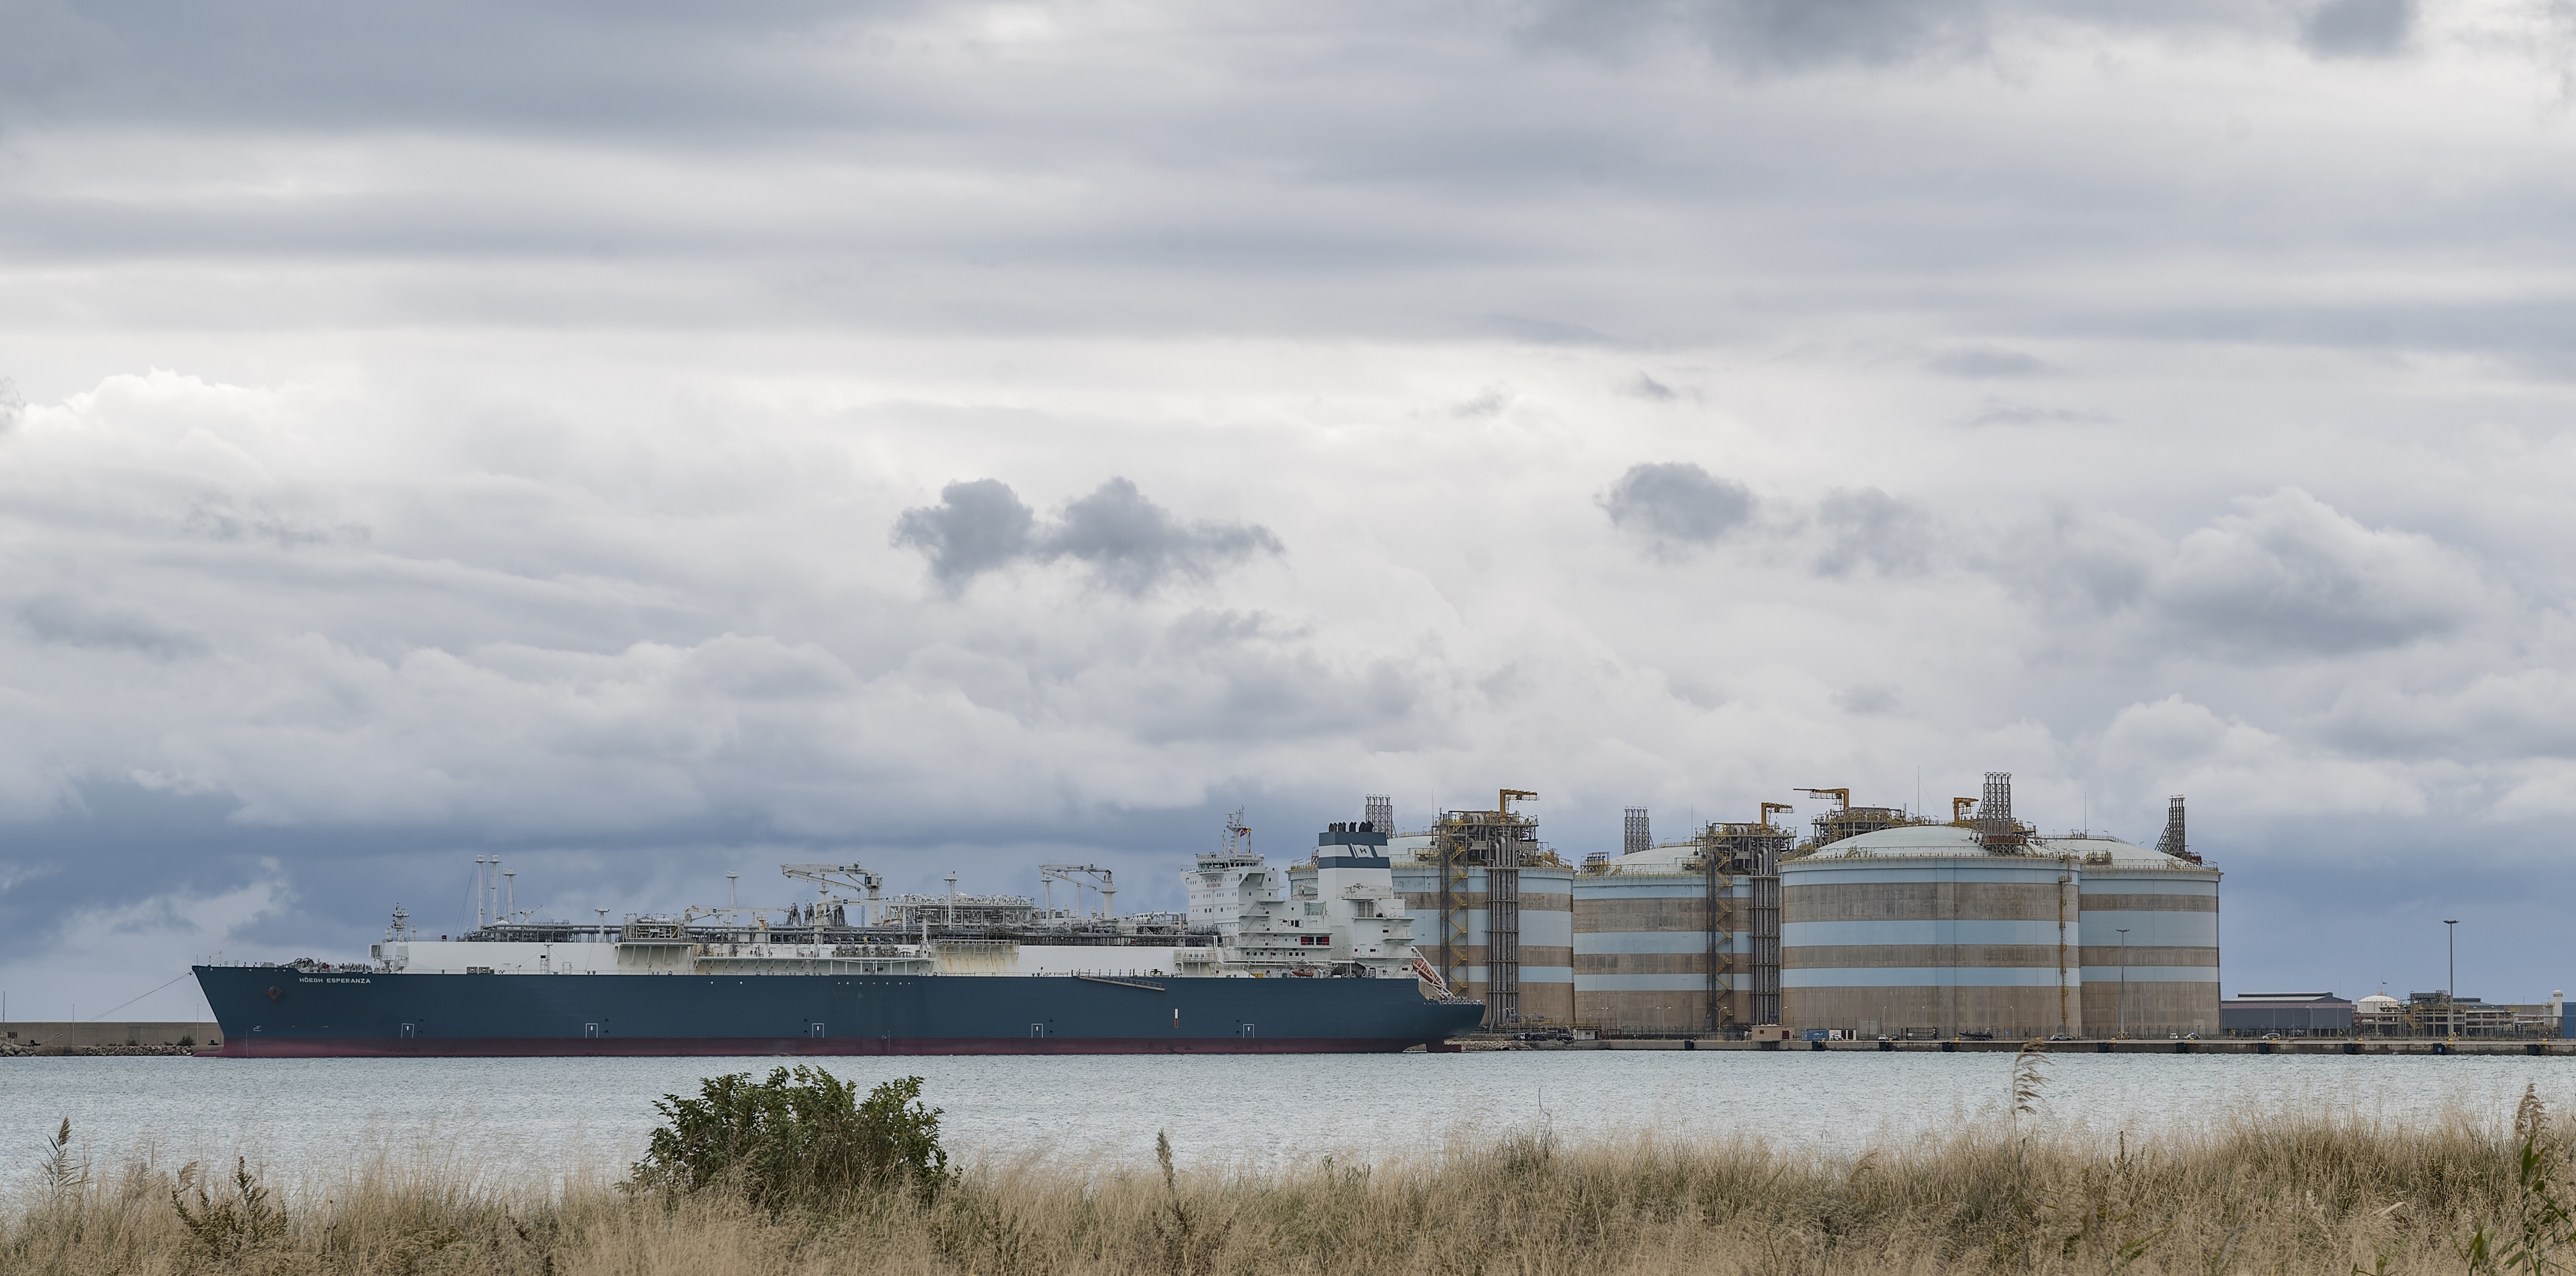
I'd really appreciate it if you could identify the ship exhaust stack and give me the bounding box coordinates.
[1364,794,1394,834]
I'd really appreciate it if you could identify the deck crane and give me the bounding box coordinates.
[779,863,883,926]
[1040,864,1118,919]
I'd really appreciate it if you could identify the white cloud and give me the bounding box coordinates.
[2157,487,2474,656]
[2095,694,2427,818]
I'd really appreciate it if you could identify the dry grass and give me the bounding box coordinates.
[7,1101,2572,1274]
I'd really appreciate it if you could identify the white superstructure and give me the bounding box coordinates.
[362,813,1428,983]
[1184,811,1421,976]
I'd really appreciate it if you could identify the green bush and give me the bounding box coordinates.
[630,1068,950,1211]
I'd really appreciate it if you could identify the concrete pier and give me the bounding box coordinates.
[1475,1036,2576,1055]
[2,1021,223,1052]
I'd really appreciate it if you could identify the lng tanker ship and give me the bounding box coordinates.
[194,818,1483,1055]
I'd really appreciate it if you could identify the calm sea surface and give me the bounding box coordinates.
[6,1053,2573,1185]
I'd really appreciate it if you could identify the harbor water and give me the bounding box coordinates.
[8,1051,2576,1187]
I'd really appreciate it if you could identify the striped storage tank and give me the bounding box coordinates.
[1779,825,2084,1040]
[1389,837,1573,1027]
[1571,843,1750,1034]
[2059,834,2220,1037]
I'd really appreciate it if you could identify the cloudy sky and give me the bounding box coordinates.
[6,0,2576,1019]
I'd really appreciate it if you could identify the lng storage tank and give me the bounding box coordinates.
[1374,773,2217,1040]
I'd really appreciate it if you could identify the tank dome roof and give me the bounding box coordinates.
[1791,824,2209,867]
[2033,831,2210,869]
[1793,824,1982,860]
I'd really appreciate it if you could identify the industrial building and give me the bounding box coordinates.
[2220,993,2354,1037]
[2352,991,2565,1038]
[1342,771,2221,1038]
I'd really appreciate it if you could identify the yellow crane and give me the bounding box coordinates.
[1796,787,1850,811]
[1759,801,1793,828]
[1952,797,1977,824]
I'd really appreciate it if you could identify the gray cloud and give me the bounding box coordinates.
[2316,672,2576,763]
[1963,401,2113,428]
[1835,683,1902,714]
[0,0,934,135]
[1042,478,1285,597]
[1521,1,2306,74]
[182,499,370,548]
[1479,316,1621,346]
[1928,348,2050,378]
[0,1,2552,364]
[890,479,1037,591]
[1600,462,1756,557]
[1992,490,2476,659]
[1992,506,2163,618]
[1815,488,1938,577]
[1083,609,1428,744]
[1685,0,1992,70]
[15,594,206,659]
[894,477,1281,596]
[2303,0,2414,59]
[1626,372,1677,400]
[1525,0,1993,71]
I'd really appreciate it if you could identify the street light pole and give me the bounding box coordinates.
[2117,927,2130,1038]
[2444,918,2460,1038]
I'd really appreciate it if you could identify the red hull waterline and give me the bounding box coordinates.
[211,1037,1440,1058]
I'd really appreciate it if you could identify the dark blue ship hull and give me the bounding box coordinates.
[195,966,1483,1055]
